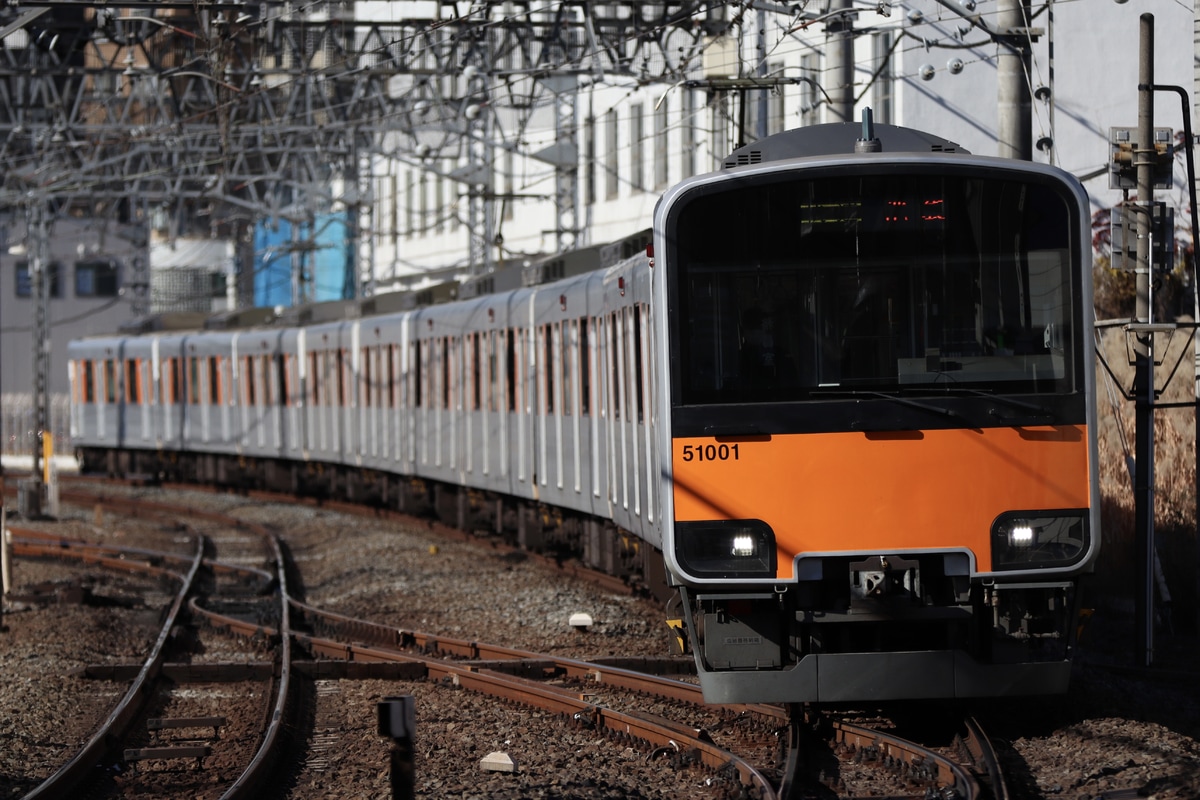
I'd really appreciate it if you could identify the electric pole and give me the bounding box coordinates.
[826,0,855,124]
[1134,12,1156,667]
[997,0,1034,160]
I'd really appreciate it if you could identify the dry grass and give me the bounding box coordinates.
[1094,320,1199,633]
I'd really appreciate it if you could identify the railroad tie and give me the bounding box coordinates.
[146,716,227,739]
[123,745,211,771]
[123,717,227,771]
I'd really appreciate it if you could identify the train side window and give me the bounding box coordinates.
[633,305,645,422]
[82,360,96,403]
[384,345,395,409]
[313,352,323,406]
[337,349,348,408]
[540,325,553,414]
[277,354,289,407]
[244,356,257,405]
[611,312,623,420]
[102,359,116,404]
[208,357,221,405]
[125,359,141,405]
[580,317,591,417]
[559,322,572,416]
[441,337,451,410]
[472,332,482,412]
[506,329,518,412]
[549,324,557,414]
[412,339,423,409]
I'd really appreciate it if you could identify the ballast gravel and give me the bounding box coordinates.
[1,485,1198,799]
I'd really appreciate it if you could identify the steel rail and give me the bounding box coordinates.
[39,480,988,797]
[830,720,979,799]
[290,597,785,718]
[296,631,780,799]
[19,538,205,800]
[217,532,294,800]
[962,715,1009,800]
[10,524,291,799]
[190,598,777,797]
[288,600,984,799]
[8,526,274,584]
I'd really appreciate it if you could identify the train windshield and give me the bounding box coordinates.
[668,170,1080,406]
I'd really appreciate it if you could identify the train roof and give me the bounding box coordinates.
[722,122,969,169]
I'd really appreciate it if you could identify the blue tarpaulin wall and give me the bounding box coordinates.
[253,212,351,307]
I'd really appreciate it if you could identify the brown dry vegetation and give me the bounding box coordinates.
[1092,263,1199,634]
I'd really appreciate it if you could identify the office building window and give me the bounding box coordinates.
[15,261,62,299]
[630,103,644,191]
[75,258,120,297]
[584,115,596,205]
[605,108,619,200]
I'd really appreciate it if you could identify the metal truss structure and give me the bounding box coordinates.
[0,0,750,292]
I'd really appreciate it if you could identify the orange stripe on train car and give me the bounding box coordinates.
[671,427,1091,577]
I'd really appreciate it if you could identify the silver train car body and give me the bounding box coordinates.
[70,246,664,583]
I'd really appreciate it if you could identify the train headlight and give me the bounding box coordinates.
[675,519,776,578]
[991,511,1088,570]
[1009,524,1035,546]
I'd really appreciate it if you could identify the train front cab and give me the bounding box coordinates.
[655,125,1100,705]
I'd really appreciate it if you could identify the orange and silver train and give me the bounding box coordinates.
[657,120,1098,704]
[69,120,1098,706]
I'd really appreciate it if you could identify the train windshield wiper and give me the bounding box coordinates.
[928,387,1055,419]
[810,388,961,420]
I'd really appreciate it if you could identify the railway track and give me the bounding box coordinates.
[4,482,1012,799]
[6,501,292,799]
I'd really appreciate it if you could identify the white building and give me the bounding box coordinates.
[365,0,1197,291]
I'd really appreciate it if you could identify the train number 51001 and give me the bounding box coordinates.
[681,443,740,462]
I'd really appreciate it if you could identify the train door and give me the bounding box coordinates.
[129,350,150,446]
